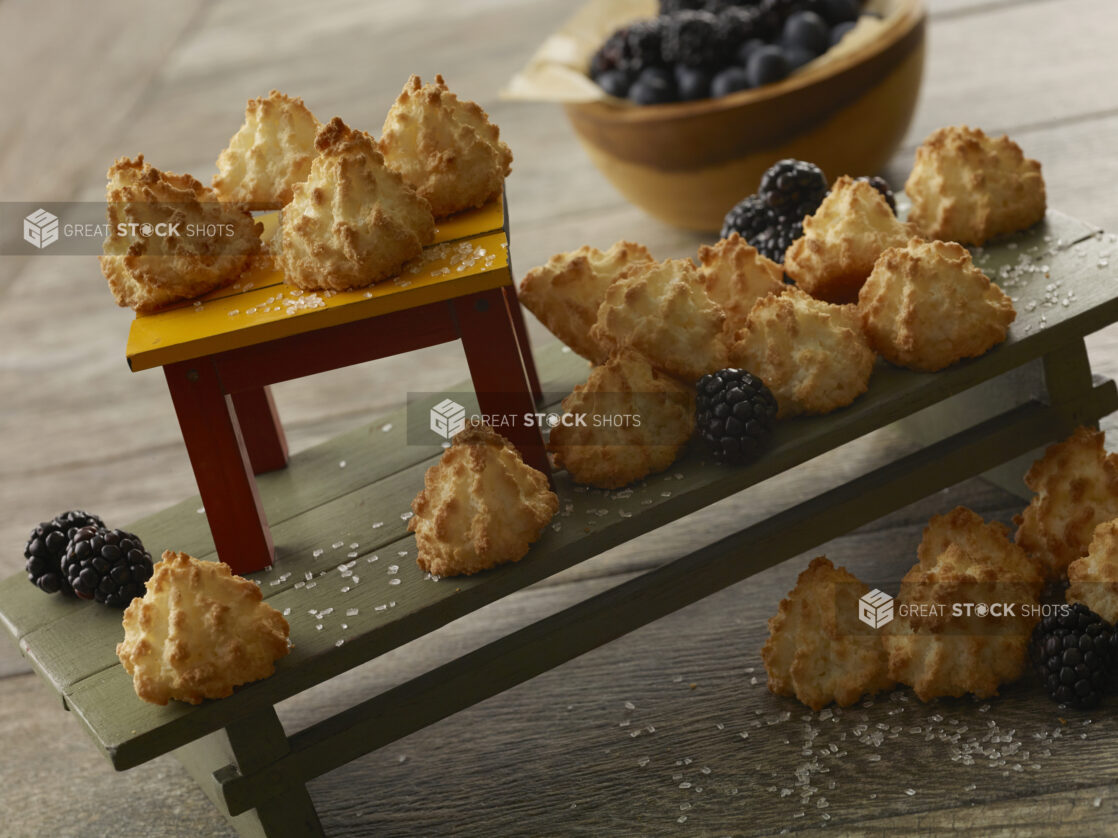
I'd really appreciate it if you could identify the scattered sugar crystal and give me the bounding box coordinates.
[347,551,358,559]
[332,541,344,549]
[382,423,393,432]
[388,565,399,574]
[196,507,205,514]
[372,522,383,529]
[341,586,350,593]
[335,639,344,647]
[339,460,347,468]
[282,608,291,616]
[375,604,387,611]
[313,549,324,558]
[401,512,414,521]
[389,578,401,586]
[346,608,359,616]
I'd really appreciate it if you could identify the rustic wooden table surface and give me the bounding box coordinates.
[3,1,1118,836]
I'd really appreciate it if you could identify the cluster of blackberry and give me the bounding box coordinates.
[24,510,153,607]
[589,0,867,105]
[721,158,896,263]
[1030,603,1118,710]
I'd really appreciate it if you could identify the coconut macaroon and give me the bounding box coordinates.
[884,508,1041,701]
[379,74,513,218]
[519,241,653,363]
[590,258,728,382]
[1067,520,1118,624]
[783,176,916,304]
[762,556,895,712]
[116,551,290,706]
[548,349,695,490]
[696,233,785,338]
[278,117,434,291]
[905,125,1046,246]
[100,155,262,314]
[1016,427,1118,582]
[409,423,557,577]
[730,286,875,418]
[858,238,1016,372]
[212,90,320,208]
[917,507,1044,597]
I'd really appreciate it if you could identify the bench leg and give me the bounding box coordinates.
[502,284,544,403]
[174,708,324,838]
[231,387,289,474]
[165,359,275,574]
[453,288,550,476]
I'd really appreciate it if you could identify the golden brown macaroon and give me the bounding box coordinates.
[100,155,262,314]
[590,258,728,382]
[858,238,1016,372]
[762,556,895,712]
[1067,519,1118,623]
[696,233,785,338]
[409,423,557,577]
[730,286,875,418]
[548,349,695,490]
[917,506,1044,597]
[379,74,513,218]
[905,125,1046,246]
[884,507,1041,701]
[1016,427,1118,582]
[116,551,290,706]
[278,117,435,291]
[518,240,654,363]
[212,90,320,208]
[784,175,916,304]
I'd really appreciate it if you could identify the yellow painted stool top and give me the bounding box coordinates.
[126,196,510,372]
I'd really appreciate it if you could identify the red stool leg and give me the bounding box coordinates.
[453,288,550,477]
[165,359,274,573]
[502,284,543,403]
[231,386,289,474]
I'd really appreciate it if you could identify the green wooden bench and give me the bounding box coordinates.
[2,212,1116,837]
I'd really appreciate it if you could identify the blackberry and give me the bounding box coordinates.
[720,194,801,264]
[857,175,897,214]
[663,10,722,68]
[624,18,667,70]
[660,0,707,13]
[591,20,666,81]
[1030,603,1112,710]
[590,28,630,78]
[61,526,153,607]
[715,6,762,53]
[24,509,105,594]
[759,159,828,215]
[696,369,779,463]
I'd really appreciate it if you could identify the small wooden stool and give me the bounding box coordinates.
[126,195,546,575]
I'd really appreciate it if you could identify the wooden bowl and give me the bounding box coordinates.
[564,0,926,232]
